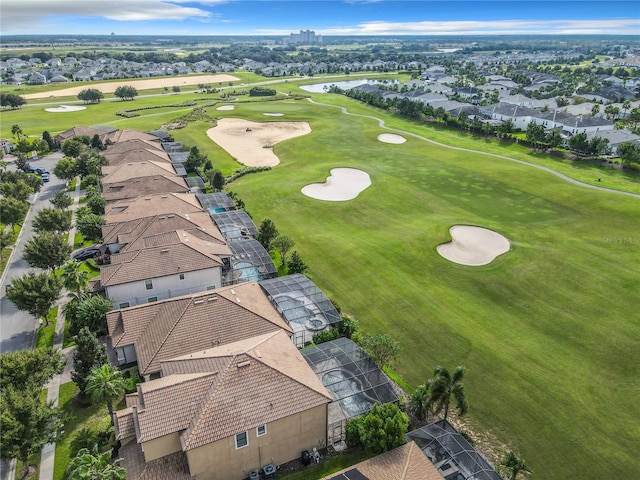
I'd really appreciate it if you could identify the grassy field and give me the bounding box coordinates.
[3,77,639,479]
[221,92,639,480]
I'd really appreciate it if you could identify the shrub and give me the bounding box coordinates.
[339,316,359,339]
[345,416,364,447]
[312,328,340,345]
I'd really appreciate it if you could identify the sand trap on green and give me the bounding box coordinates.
[45,105,87,112]
[378,133,406,144]
[264,112,284,116]
[206,118,311,167]
[437,225,510,266]
[216,105,235,111]
[23,74,240,99]
[301,168,371,201]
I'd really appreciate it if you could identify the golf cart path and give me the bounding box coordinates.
[306,98,640,199]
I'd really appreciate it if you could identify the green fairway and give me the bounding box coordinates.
[222,94,639,480]
[3,78,639,479]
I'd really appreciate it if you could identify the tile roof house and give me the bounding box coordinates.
[114,330,332,480]
[102,211,224,254]
[103,148,172,167]
[322,441,444,480]
[99,229,231,308]
[104,138,165,154]
[100,161,188,203]
[106,281,292,378]
[105,129,160,145]
[103,193,203,225]
[54,125,115,146]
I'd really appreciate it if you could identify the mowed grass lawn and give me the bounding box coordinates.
[4,79,639,479]
[223,95,639,480]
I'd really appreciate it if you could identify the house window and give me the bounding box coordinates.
[179,273,185,280]
[145,279,153,290]
[118,302,130,309]
[235,431,248,449]
[256,425,267,437]
[207,285,216,290]
[147,297,158,303]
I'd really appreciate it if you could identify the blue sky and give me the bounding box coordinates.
[2,1,639,36]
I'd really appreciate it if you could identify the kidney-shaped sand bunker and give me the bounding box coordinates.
[301,168,371,201]
[437,225,510,266]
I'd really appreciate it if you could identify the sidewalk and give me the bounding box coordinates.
[39,177,81,480]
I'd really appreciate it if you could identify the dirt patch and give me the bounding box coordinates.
[206,118,311,167]
[23,74,240,99]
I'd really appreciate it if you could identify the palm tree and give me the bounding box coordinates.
[409,383,430,423]
[61,259,89,301]
[499,450,531,480]
[11,124,23,141]
[427,365,468,422]
[85,364,125,420]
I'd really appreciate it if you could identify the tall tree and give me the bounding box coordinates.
[0,385,65,479]
[42,130,57,151]
[0,197,29,232]
[62,260,89,301]
[211,169,225,191]
[86,194,106,215]
[68,447,126,480]
[271,235,294,266]
[499,450,532,480]
[11,124,23,141]
[75,213,105,242]
[114,85,138,101]
[6,272,62,325]
[91,134,105,150]
[52,156,78,182]
[184,146,206,173]
[286,251,308,274]
[50,191,73,210]
[32,207,73,234]
[77,88,104,104]
[618,141,640,169]
[0,178,33,201]
[409,383,431,423]
[85,364,126,419]
[0,347,64,391]
[72,327,108,396]
[256,218,279,250]
[427,365,468,422]
[0,230,14,262]
[23,231,71,272]
[360,333,399,368]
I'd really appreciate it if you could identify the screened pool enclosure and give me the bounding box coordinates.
[259,274,341,347]
[407,420,503,480]
[223,238,277,286]
[210,210,258,241]
[301,338,398,426]
[196,192,236,215]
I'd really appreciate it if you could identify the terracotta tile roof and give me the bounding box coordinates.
[324,442,444,480]
[103,149,171,167]
[119,441,192,480]
[106,129,160,145]
[114,407,136,441]
[103,193,202,224]
[100,240,224,288]
[101,160,178,183]
[102,211,224,249]
[106,282,292,376]
[135,372,219,442]
[163,330,333,450]
[125,393,139,408]
[104,138,164,154]
[102,176,190,203]
[142,229,231,257]
[54,126,110,143]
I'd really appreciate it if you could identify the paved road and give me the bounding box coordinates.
[0,151,66,354]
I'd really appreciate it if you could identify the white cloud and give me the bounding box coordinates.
[321,19,640,35]
[1,0,227,29]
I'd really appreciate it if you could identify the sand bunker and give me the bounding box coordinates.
[264,112,284,116]
[23,74,240,100]
[45,105,87,113]
[378,133,406,144]
[301,168,371,201]
[216,105,235,111]
[206,118,311,167]
[437,225,510,266]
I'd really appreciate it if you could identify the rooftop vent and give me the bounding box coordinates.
[236,298,241,304]
[237,361,251,368]
[193,299,204,305]
[207,297,218,302]
[160,249,169,253]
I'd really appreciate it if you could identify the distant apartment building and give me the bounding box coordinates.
[285,29,322,45]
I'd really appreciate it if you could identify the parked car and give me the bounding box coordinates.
[72,246,100,261]
[41,172,50,182]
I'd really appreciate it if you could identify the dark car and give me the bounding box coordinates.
[72,247,100,261]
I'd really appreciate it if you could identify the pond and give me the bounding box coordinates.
[300,79,399,93]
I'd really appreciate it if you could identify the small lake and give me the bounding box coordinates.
[300,79,399,93]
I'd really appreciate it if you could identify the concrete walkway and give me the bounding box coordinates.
[38,178,81,480]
